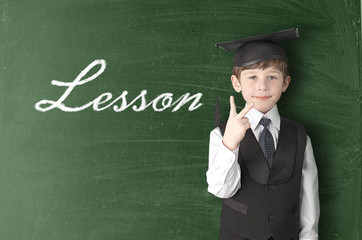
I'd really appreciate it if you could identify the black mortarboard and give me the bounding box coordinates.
[215,28,299,66]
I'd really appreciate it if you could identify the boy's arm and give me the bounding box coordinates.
[206,96,253,198]
[299,136,320,240]
[206,127,241,198]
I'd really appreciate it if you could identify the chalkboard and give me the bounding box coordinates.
[0,0,360,239]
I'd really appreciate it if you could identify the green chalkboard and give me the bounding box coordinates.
[0,0,360,239]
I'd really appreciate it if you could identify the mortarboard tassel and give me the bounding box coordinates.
[214,96,221,127]
[214,46,221,127]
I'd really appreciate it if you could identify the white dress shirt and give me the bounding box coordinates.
[206,105,320,240]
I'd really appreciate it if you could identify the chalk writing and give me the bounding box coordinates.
[35,59,203,112]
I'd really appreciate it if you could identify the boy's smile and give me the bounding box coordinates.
[231,67,290,113]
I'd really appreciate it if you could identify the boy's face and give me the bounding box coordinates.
[231,66,290,113]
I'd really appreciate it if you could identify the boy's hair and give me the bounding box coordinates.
[232,58,289,81]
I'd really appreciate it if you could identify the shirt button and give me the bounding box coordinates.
[268,185,274,192]
[269,215,276,221]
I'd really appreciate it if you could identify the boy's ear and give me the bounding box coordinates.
[282,76,291,92]
[231,75,242,92]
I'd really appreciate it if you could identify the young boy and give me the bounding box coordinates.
[206,28,319,240]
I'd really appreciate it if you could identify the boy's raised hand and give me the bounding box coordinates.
[222,96,254,151]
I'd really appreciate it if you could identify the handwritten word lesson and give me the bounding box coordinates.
[35,59,203,113]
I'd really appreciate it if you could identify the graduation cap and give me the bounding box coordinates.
[215,28,299,67]
[213,28,299,126]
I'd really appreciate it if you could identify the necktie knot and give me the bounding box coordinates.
[259,118,271,127]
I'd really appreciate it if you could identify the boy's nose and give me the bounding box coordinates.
[258,80,268,91]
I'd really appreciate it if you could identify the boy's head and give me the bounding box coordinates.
[215,28,298,114]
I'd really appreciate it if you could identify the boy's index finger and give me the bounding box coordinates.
[237,102,254,118]
[229,96,237,116]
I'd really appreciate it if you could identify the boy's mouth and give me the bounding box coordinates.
[253,96,271,100]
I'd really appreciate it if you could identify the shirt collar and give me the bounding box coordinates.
[245,104,281,131]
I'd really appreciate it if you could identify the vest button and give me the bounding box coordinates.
[269,215,276,221]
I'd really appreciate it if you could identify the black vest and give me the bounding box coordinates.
[218,117,306,240]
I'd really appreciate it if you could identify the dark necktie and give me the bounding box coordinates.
[259,118,275,168]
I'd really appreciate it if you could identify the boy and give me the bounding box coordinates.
[206,28,319,240]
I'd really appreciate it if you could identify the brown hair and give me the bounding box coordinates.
[232,58,289,80]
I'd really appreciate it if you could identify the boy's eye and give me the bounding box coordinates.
[268,76,276,80]
[249,76,256,80]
